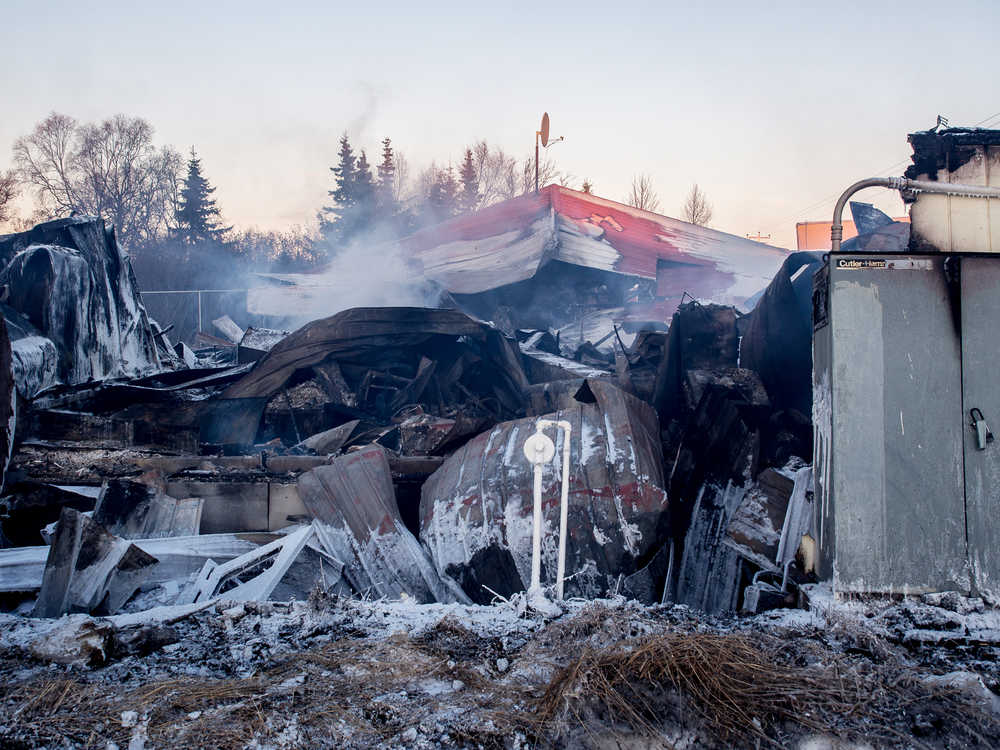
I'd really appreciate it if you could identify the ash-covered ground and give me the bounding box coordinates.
[2,586,999,750]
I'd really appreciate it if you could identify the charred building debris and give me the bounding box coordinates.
[1,128,1000,747]
[0,217,164,398]
[0,207,820,622]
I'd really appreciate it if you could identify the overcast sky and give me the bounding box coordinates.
[3,0,998,249]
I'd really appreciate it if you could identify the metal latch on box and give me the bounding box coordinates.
[970,408,995,451]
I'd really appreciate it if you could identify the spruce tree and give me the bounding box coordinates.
[330,133,357,210]
[353,150,377,235]
[376,137,396,214]
[427,167,458,222]
[321,134,358,246]
[174,148,230,245]
[458,148,479,214]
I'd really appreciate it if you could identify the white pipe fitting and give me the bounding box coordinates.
[522,418,573,600]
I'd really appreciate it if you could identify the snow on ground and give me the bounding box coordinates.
[2,587,1000,749]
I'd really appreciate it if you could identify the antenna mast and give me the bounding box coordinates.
[535,112,550,193]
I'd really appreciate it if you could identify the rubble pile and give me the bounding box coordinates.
[1,210,998,747]
[640,295,816,613]
[0,214,819,618]
[222,305,529,448]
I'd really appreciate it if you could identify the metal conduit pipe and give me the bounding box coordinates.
[830,177,1000,252]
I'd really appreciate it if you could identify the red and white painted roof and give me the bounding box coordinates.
[397,185,788,306]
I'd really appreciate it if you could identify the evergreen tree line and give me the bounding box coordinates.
[318,134,568,250]
[166,132,570,271]
[8,113,572,291]
[132,148,325,291]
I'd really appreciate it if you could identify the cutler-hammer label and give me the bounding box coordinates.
[836,258,933,270]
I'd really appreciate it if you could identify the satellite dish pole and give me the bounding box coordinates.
[536,112,550,193]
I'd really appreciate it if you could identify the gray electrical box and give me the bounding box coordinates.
[813,253,1000,599]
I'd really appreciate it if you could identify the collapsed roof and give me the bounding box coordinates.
[398,185,788,305]
[249,186,789,329]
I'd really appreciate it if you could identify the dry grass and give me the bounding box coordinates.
[0,671,277,749]
[535,631,1000,748]
[413,616,506,667]
[3,678,117,747]
[3,620,1000,749]
[520,601,657,669]
[0,634,526,749]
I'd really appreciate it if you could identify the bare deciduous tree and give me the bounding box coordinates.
[472,141,518,205]
[683,183,713,226]
[558,173,575,187]
[13,112,182,248]
[0,170,18,224]
[467,141,568,206]
[12,113,78,215]
[519,153,564,195]
[627,174,660,213]
[231,225,322,270]
[414,160,441,205]
[392,151,409,203]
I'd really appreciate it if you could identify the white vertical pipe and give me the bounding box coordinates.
[530,459,543,593]
[555,422,572,600]
[524,419,572,600]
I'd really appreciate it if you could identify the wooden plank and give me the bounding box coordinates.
[312,359,357,407]
[389,356,436,413]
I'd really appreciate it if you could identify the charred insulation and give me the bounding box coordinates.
[905,127,1000,183]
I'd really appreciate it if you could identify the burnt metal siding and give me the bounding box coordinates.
[299,444,458,603]
[818,254,968,594]
[962,258,1000,600]
[548,187,785,284]
[403,192,555,294]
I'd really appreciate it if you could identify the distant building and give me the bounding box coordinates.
[796,215,909,251]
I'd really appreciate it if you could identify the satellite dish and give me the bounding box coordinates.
[540,112,550,147]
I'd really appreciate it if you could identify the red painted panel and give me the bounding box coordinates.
[401,191,551,253]
[551,187,702,278]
